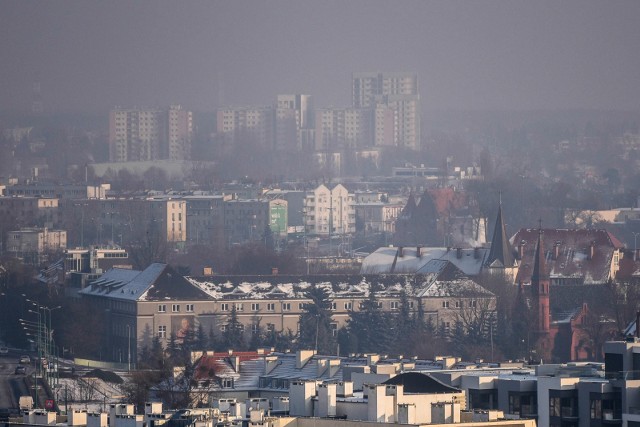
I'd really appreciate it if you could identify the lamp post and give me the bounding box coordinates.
[129,327,132,371]
[633,232,640,261]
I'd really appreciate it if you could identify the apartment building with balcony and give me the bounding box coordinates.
[303,184,355,237]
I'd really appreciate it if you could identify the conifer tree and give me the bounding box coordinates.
[298,285,335,354]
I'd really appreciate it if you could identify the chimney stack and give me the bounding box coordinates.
[518,240,526,260]
[416,245,422,258]
[398,246,404,257]
[456,248,462,259]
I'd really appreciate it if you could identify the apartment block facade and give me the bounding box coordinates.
[109,105,193,162]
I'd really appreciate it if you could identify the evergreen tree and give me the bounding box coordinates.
[222,306,246,350]
[347,286,393,353]
[196,323,207,350]
[298,285,336,354]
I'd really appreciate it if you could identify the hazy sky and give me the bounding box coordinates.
[2,0,640,113]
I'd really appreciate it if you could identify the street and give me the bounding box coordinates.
[0,351,35,410]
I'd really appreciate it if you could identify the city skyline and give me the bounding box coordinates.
[1,1,640,114]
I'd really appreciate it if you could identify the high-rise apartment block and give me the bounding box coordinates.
[352,72,420,150]
[167,105,193,160]
[276,94,315,151]
[315,108,373,151]
[109,105,193,162]
[216,106,274,148]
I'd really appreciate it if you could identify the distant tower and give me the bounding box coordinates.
[531,226,551,360]
[484,198,518,280]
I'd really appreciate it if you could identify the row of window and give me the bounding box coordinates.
[157,300,426,313]
[157,322,339,338]
[158,304,194,313]
[442,300,478,308]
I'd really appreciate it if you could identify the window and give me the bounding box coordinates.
[251,324,259,334]
[299,303,306,310]
[549,397,561,417]
[455,301,460,308]
[251,303,260,312]
[469,300,477,308]
[220,324,227,332]
[221,303,229,312]
[344,302,352,310]
[442,301,449,308]
[158,304,166,313]
[330,323,338,336]
[158,325,166,338]
[172,304,180,312]
[267,303,275,312]
[331,302,337,310]
[590,399,601,419]
[409,301,414,309]
[186,304,194,312]
[282,303,291,311]
[390,301,399,310]
[221,378,233,388]
[235,303,243,312]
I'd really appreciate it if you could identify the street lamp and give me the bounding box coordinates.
[126,324,131,371]
[633,232,640,261]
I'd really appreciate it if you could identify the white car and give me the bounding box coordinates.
[19,355,30,364]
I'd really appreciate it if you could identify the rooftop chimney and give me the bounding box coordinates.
[456,248,462,259]
[398,246,404,258]
[416,245,422,258]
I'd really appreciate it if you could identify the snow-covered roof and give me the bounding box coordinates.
[360,246,488,276]
[80,267,150,301]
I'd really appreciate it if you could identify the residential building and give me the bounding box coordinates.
[166,105,193,160]
[314,107,373,151]
[352,72,421,150]
[109,107,164,162]
[276,94,315,151]
[303,184,355,236]
[7,227,66,264]
[3,182,109,199]
[183,195,228,246]
[109,106,193,162]
[217,106,274,148]
[0,196,60,229]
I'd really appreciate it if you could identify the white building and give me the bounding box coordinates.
[303,184,355,236]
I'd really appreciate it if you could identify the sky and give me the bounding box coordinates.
[1,0,640,114]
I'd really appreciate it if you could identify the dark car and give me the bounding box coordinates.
[14,366,26,375]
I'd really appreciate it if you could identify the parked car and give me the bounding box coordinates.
[0,347,8,355]
[14,366,26,375]
[19,355,30,364]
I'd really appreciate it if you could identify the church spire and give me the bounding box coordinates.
[486,196,515,268]
[531,223,549,282]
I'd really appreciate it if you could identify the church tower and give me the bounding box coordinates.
[485,198,518,280]
[531,227,551,359]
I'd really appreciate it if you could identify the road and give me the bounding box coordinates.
[0,351,34,410]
